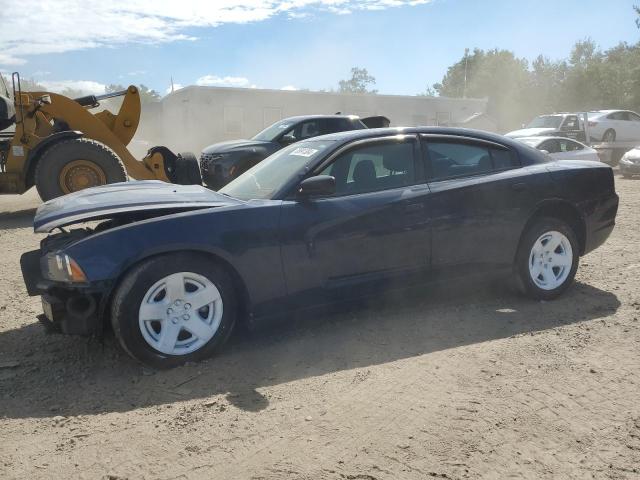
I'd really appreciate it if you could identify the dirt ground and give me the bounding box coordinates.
[0,175,639,480]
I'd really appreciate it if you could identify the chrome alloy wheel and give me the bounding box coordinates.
[528,231,573,290]
[138,272,223,355]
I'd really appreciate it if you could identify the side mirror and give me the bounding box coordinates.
[297,175,335,198]
[279,135,296,146]
[540,149,550,155]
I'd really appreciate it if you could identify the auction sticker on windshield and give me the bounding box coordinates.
[290,147,319,157]
[289,147,318,157]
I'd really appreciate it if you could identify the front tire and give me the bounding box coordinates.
[174,152,202,185]
[35,138,127,201]
[515,217,579,300]
[111,253,236,369]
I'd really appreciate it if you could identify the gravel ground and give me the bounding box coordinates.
[0,176,639,480]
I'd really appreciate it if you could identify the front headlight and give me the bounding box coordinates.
[43,252,87,283]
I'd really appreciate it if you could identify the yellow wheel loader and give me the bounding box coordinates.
[0,72,201,201]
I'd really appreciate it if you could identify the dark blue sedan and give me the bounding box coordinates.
[21,127,619,368]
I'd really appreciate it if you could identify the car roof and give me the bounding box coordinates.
[588,109,638,115]
[309,126,524,146]
[280,114,361,123]
[516,136,589,146]
[519,136,582,142]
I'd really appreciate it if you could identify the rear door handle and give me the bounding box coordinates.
[511,182,527,192]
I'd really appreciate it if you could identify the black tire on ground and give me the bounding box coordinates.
[174,152,202,185]
[110,253,236,369]
[514,217,579,301]
[35,138,127,201]
[602,129,616,143]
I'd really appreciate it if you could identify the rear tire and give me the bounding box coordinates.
[35,138,126,201]
[174,152,202,185]
[514,217,579,301]
[110,253,236,369]
[602,129,616,143]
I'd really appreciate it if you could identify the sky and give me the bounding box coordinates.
[0,0,638,97]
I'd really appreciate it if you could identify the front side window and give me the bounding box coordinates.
[559,139,582,152]
[628,112,640,122]
[320,140,416,196]
[539,140,558,153]
[425,141,517,180]
[281,120,322,144]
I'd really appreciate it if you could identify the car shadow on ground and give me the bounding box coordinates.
[0,208,36,230]
[0,280,620,419]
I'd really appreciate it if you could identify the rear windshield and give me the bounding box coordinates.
[527,116,562,129]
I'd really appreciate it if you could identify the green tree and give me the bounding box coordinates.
[635,5,640,28]
[434,48,532,130]
[338,67,377,94]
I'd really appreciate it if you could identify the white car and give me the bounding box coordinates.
[506,113,583,139]
[517,136,600,161]
[588,110,640,143]
[620,147,640,177]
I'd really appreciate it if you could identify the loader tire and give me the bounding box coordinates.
[174,152,202,185]
[35,138,127,201]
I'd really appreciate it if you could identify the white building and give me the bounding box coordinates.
[137,86,488,156]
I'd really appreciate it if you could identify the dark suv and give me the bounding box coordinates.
[200,115,368,189]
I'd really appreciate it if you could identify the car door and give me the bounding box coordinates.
[422,135,543,276]
[553,138,580,160]
[623,111,640,141]
[560,115,581,140]
[279,135,431,305]
[607,112,625,141]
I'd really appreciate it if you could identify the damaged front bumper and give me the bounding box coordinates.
[20,249,107,335]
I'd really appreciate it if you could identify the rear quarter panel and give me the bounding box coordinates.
[546,161,618,254]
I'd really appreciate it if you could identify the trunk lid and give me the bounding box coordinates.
[34,181,241,233]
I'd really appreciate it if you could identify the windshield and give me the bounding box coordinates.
[252,119,296,142]
[220,140,335,200]
[526,115,562,129]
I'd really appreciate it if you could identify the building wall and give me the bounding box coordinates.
[139,86,488,155]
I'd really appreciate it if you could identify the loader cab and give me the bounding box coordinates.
[0,94,16,131]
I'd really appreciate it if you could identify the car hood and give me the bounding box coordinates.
[202,139,275,154]
[505,127,556,138]
[34,181,241,233]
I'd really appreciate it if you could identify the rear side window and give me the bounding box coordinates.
[323,118,357,134]
[562,116,579,130]
[425,141,517,180]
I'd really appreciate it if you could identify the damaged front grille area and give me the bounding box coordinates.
[200,153,224,178]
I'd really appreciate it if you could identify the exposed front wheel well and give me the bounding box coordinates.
[102,250,252,332]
